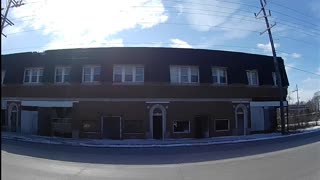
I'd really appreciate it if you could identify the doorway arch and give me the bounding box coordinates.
[8,103,19,132]
[149,104,166,139]
[235,104,248,135]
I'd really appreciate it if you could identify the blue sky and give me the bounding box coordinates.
[1,0,319,102]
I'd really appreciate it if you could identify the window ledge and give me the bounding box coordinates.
[173,131,190,134]
[170,83,200,86]
[23,83,44,86]
[54,82,71,86]
[81,82,101,85]
[112,82,144,85]
[211,83,228,86]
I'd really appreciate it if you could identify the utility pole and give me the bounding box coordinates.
[1,0,24,37]
[255,0,286,135]
[292,84,300,121]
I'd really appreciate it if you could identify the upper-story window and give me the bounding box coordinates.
[113,65,144,83]
[24,67,44,84]
[1,70,5,85]
[212,67,227,84]
[55,66,71,83]
[170,65,199,84]
[82,65,101,83]
[272,72,278,86]
[246,70,259,86]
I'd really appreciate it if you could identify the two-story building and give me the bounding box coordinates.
[1,47,289,139]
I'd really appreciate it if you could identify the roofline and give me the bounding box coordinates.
[1,46,283,59]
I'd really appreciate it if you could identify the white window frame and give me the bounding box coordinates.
[82,65,101,83]
[173,120,190,133]
[170,65,199,84]
[212,67,227,85]
[246,70,259,86]
[272,72,278,86]
[215,119,230,132]
[54,66,71,84]
[1,70,5,85]
[113,65,144,83]
[23,67,44,84]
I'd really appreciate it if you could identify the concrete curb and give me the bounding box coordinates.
[2,129,320,148]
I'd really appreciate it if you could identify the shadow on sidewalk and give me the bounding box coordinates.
[2,131,320,165]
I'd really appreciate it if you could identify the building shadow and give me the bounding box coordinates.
[1,131,320,165]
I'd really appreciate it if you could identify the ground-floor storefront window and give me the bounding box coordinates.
[173,121,190,133]
[215,119,230,131]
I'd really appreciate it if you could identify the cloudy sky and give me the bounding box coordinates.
[1,0,319,102]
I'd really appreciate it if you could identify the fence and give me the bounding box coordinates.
[278,111,320,131]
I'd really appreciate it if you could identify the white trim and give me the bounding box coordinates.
[149,104,166,139]
[235,104,248,136]
[214,119,230,132]
[170,65,199,84]
[8,102,19,132]
[173,120,190,134]
[246,70,259,86]
[212,67,228,85]
[250,101,288,107]
[23,67,44,84]
[3,97,252,102]
[113,65,144,83]
[54,66,71,84]
[21,101,77,107]
[82,65,101,83]
[146,101,170,104]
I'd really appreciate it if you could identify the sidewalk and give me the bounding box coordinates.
[2,126,320,148]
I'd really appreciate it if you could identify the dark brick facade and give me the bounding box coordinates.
[1,47,289,139]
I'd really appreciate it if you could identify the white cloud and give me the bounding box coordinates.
[257,43,302,60]
[291,53,302,59]
[170,38,192,48]
[257,42,280,54]
[45,38,124,50]
[280,52,289,61]
[9,0,168,50]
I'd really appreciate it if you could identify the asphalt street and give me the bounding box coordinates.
[2,131,320,180]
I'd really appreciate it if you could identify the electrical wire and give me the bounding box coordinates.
[284,65,320,76]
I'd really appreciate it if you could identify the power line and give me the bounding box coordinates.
[269,9,320,28]
[1,0,25,37]
[285,65,320,77]
[268,0,315,20]
[274,35,319,47]
[162,0,260,9]
[1,42,260,52]
[3,20,262,36]
[275,21,320,36]
[9,2,320,38]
